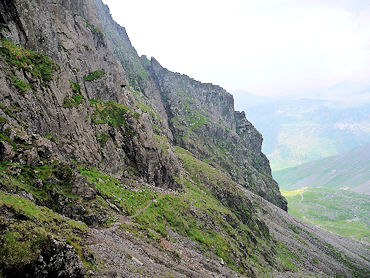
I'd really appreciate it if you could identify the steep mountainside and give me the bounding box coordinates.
[0,0,369,277]
[275,143,370,194]
[95,0,286,210]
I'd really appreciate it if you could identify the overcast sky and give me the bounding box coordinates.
[101,0,370,96]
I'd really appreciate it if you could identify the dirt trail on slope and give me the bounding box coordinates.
[131,194,163,219]
[117,194,163,226]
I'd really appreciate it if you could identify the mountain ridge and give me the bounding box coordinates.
[0,0,368,277]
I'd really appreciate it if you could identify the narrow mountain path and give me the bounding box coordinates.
[117,193,164,225]
[129,193,163,219]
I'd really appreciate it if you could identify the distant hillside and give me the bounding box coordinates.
[232,93,370,170]
[274,144,370,194]
[282,187,370,242]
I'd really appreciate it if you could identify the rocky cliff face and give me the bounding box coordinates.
[0,0,181,189]
[0,0,368,277]
[95,0,287,210]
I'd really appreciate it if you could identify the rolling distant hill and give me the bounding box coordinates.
[232,91,370,170]
[274,143,370,194]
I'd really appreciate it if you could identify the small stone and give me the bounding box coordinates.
[131,256,143,266]
[18,190,35,202]
[33,179,44,188]
[8,166,22,176]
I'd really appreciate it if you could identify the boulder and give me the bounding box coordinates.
[71,174,97,200]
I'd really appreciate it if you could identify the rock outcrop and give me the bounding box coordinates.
[0,0,181,190]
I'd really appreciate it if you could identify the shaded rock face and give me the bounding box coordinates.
[2,238,84,278]
[95,0,287,210]
[31,239,85,278]
[0,0,181,190]
[149,59,287,210]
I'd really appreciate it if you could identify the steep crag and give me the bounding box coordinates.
[95,1,287,210]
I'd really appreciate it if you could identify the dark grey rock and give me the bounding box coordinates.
[0,141,15,161]
[71,174,97,200]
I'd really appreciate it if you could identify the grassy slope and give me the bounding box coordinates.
[282,187,370,242]
[1,149,369,276]
[274,143,370,194]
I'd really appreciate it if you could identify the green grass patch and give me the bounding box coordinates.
[83,69,106,81]
[136,100,161,120]
[275,241,300,271]
[63,93,84,108]
[86,23,103,35]
[282,187,370,242]
[80,168,157,216]
[0,191,87,273]
[0,38,58,84]
[0,161,77,207]
[89,99,137,137]
[90,99,129,127]
[0,132,14,147]
[69,80,81,92]
[130,147,275,275]
[10,73,31,92]
[95,132,110,147]
[0,116,8,124]
[185,110,209,130]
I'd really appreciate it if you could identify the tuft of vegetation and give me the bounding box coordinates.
[82,44,90,51]
[92,27,103,34]
[63,94,84,108]
[0,130,14,146]
[9,73,31,92]
[85,23,103,35]
[90,99,129,127]
[83,69,106,81]
[0,116,8,124]
[185,110,209,130]
[69,80,81,92]
[153,135,170,152]
[0,161,76,206]
[0,38,58,84]
[95,132,110,147]
[136,100,161,120]
[275,241,300,271]
[43,133,57,143]
[2,105,21,121]
[89,99,137,137]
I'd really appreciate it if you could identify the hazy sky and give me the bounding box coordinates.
[102,0,370,96]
